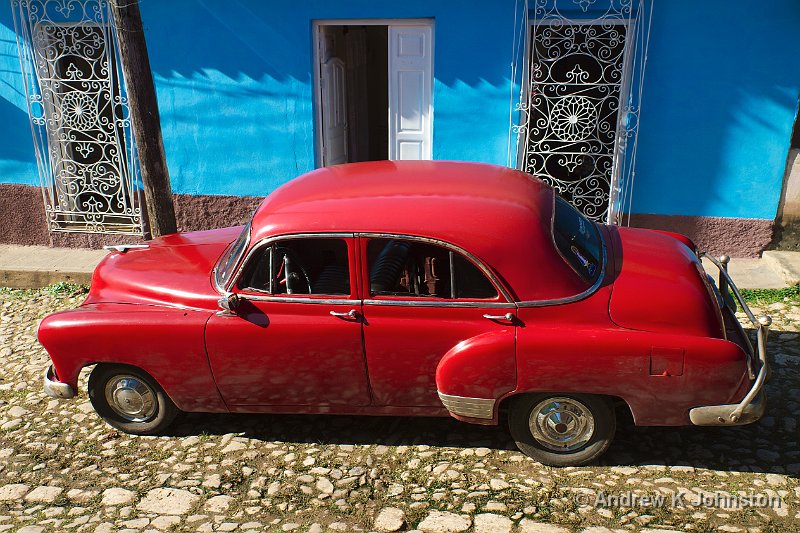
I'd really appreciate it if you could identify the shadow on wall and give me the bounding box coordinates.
[0,23,37,182]
[631,0,800,225]
[139,0,517,196]
[2,0,518,196]
[143,0,512,86]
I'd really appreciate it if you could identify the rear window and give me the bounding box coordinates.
[552,197,603,284]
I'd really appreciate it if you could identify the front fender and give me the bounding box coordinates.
[37,303,226,413]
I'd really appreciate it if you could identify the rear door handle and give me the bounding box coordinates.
[330,309,360,319]
[483,313,514,321]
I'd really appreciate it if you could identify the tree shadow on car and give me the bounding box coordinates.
[604,335,797,476]
[164,329,797,477]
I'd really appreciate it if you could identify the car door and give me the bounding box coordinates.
[205,235,371,406]
[359,235,517,407]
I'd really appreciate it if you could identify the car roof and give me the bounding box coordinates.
[249,161,589,301]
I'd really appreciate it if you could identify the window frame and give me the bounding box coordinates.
[357,233,514,307]
[227,233,360,302]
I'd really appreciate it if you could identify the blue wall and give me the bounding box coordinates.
[138,0,516,196]
[0,18,37,184]
[2,0,800,220]
[633,0,800,220]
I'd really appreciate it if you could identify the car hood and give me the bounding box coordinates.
[83,227,241,310]
[608,226,724,338]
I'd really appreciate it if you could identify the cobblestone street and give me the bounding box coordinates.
[1,288,798,532]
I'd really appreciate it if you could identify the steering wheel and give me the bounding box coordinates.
[273,247,312,294]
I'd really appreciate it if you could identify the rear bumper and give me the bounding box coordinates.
[690,254,770,426]
[43,365,75,399]
[689,390,765,426]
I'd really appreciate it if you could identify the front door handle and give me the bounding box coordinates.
[330,309,360,319]
[483,313,514,321]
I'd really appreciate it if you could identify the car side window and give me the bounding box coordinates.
[238,238,350,296]
[367,239,498,299]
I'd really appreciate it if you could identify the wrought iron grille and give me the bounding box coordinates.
[11,0,143,235]
[513,0,652,224]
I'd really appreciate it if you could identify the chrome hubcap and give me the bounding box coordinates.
[529,397,595,452]
[104,375,156,422]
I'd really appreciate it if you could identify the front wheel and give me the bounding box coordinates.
[88,364,179,435]
[508,393,615,467]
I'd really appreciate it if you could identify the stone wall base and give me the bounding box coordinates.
[0,184,262,248]
[628,213,774,258]
[0,184,775,257]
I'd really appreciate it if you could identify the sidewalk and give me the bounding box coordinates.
[1,244,799,290]
[700,251,800,289]
[0,245,107,288]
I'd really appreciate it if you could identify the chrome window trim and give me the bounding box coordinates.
[221,232,355,296]
[363,299,515,309]
[243,295,361,306]
[357,232,514,303]
[515,198,608,308]
[551,195,605,285]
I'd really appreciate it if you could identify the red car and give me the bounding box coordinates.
[38,161,770,466]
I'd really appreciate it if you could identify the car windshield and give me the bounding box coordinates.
[215,222,251,290]
[552,196,603,285]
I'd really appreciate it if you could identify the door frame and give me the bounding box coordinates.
[311,18,435,167]
[516,17,635,224]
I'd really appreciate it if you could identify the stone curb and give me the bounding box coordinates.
[0,269,94,289]
[762,251,800,286]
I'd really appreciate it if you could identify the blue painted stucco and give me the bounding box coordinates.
[1,0,799,221]
[138,0,516,196]
[633,0,800,220]
[0,20,37,184]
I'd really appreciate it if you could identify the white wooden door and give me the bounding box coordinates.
[321,57,348,165]
[388,25,433,160]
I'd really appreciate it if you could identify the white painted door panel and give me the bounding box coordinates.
[321,57,348,166]
[388,25,433,160]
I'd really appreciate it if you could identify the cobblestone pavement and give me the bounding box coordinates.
[1,289,799,533]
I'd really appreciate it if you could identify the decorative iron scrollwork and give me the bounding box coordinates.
[11,0,143,235]
[514,0,650,224]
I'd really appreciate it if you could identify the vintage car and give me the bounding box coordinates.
[38,161,771,466]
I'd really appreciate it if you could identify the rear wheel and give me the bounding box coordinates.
[88,364,179,435]
[509,393,615,466]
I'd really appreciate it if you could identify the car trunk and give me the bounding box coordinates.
[608,226,725,338]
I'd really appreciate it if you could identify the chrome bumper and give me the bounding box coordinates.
[690,254,770,426]
[43,365,75,399]
[690,390,765,426]
[438,392,496,419]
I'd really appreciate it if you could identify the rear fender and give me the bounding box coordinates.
[514,324,750,425]
[435,329,516,424]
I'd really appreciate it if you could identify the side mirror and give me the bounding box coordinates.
[217,293,241,314]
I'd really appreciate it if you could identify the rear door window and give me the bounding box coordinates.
[367,238,498,299]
